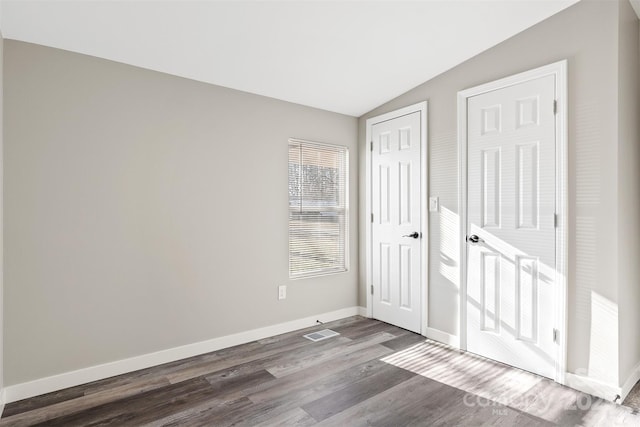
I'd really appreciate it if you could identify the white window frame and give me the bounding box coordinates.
[288,138,349,279]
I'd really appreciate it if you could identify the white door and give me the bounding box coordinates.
[466,75,556,379]
[371,111,422,333]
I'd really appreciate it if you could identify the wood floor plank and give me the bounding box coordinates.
[265,331,395,378]
[131,369,276,427]
[135,328,373,425]
[164,335,352,386]
[85,353,223,395]
[380,332,426,351]
[1,386,85,418]
[37,368,275,427]
[301,363,416,421]
[315,372,552,427]
[253,407,317,427]
[34,377,220,427]
[328,317,381,336]
[140,396,253,427]
[0,376,172,427]
[314,373,444,426]
[216,359,402,426]
[150,352,396,427]
[247,344,393,405]
[329,317,408,340]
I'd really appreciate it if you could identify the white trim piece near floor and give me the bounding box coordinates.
[565,372,621,403]
[424,327,460,348]
[2,306,365,404]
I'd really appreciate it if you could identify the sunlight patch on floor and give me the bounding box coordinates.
[381,340,541,408]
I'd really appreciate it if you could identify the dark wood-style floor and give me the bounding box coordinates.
[2,316,639,426]
[625,381,640,413]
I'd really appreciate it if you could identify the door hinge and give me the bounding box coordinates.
[554,213,558,228]
[370,284,374,295]
[553,100,557,115]
[371,213,374,223]
[370,141,373,151]
[553,328,558,343]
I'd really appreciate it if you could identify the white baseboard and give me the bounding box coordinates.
[2,306,362,404]
[425,327,460,348]
[620,360,640,402]
[356,306,367,316]
[564,372,621,402]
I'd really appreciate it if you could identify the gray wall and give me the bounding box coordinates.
[4,41,358,385]
[617,0,640,386]
[359,0,623,386]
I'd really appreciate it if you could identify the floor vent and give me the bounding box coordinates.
[303,329,340,342]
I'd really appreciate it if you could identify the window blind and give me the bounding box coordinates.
[288,139,349,279]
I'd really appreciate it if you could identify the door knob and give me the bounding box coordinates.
[466,234,484,244]
[403,232,420,239]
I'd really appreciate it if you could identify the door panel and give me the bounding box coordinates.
[372,111,422,333]
[466,75,556,379]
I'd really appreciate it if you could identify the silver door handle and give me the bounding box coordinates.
[466,235,484,244]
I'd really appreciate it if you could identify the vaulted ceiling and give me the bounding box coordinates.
[1,0,581,116]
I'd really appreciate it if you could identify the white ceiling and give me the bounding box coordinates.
[1,0,580,117]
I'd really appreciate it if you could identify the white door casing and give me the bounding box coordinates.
[365,102,427,335]
[458,61,568,383]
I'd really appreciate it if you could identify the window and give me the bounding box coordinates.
[288,139,348,279]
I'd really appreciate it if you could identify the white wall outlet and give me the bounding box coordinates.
[278,285,287,300]
[429,196,439,212]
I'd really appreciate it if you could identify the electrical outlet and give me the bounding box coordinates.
[278,285,287,300]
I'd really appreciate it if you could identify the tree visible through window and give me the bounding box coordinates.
[288,139,348,278]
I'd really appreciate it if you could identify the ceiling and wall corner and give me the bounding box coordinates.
[0,0,579,117]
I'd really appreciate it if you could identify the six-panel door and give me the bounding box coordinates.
[371,111,422,334]
[466,75,557,379]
